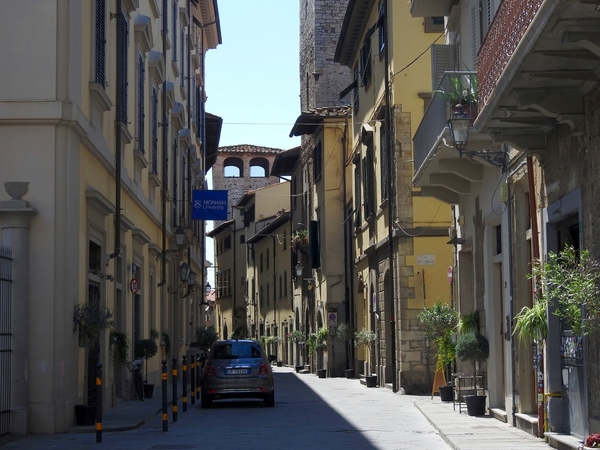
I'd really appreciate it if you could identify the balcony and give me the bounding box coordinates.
[410,0,456,18]
[475,0,600,152]
[413,72,492,204]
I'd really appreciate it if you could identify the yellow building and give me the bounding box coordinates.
[334,1,453,391]
[0,0,221,434]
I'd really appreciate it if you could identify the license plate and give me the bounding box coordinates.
[225,368,250,375]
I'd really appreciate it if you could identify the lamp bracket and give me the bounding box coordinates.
[459,148,506,169]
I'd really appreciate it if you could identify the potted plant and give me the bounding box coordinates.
[513,297,547,346]
[161,331,171,358]
[315,327,328,378]
[134,338,158,398]
[354,327,377,387]
[529,245,600,337]
[455,331,489,416]
[418,300,459,401]
[109,331,129,368]
[72,298,114,426]
[291,228,308,253]
[336,323,356,378]
[287,330,306,372]
[435,72,478,119]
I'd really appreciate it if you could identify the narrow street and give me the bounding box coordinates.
[2,367,450,450]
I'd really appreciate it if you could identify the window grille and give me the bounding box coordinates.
[95,0,106,87]
[137,54,145,153]
[118,12,128,125]
[380,124,388,201]
[354,163,361,227]
[151,86,158,174]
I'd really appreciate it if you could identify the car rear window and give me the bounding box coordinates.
[212,342,262,359]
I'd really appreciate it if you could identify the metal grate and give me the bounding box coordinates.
[0,246,13,437]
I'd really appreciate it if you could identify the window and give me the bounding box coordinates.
[283,231,287,251]
[260,253,263,272]
[266,249,270,269]
[378,1,386,54]
[180,28,185,85]
[95,0,106,88]
[151,86,158,174]
[172,1,177,62]
[380,124,388,202]
[283,271,288,297]
[353,64,359,113]
[354,160,361,227]
[266,284,270,306]
[362,148,375,219]
[240,234,245,244]
[224,157,243,177]
[313,141,323,182]
[250,157,269,177]
[118,12,128,124]
[360,36,371,89]
[279,275,282,298]
[170,137,177,224]
[137,54,145,154]
[495,225,502,255]
[224,235,231,250]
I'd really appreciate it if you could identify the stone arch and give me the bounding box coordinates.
[250,157,269,177]
[223,157,243,177]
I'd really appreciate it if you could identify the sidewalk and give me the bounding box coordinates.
[70,381,187,433]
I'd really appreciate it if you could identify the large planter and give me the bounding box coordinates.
[143,383,155,399]
[74,404,95,426]
[438,385,454,402]
[317,369,326,378]
[344,369,355,379]
[464,395,487,416]
[295,365,303,373]
[365,375,377,388]
[276,361,283,367]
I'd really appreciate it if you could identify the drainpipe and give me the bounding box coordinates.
[341,120,354,370]
[160,0,169,293]
[506,153,517,427]
[110,0,123,260]
[382,0,397,393]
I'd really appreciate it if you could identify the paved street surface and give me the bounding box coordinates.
[0,367,555,450]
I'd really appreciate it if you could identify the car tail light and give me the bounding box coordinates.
[206,365,216,377]
[259,364,269,376]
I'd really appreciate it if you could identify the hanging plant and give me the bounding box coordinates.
[530,245,600,336]
[291,228,308,253]
[458,310,480,334]
[513,298,547,346]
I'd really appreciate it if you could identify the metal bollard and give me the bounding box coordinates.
[190,354,195,405]
[196,354,201,400]
[162,359,168,432]
[96,363,102,444]
[172,357,178,422]
[182,355,188,412]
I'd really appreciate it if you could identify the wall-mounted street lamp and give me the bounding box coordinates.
[156,226,186,261]
[167,262,197,298]
[448,104,506,169]
[294,260,316,288]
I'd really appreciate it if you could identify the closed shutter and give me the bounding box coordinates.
[431,44,455,91]
[380,124,388,202]
[310,220,320,269]
[362,156,369,217]
[471,5,479,67]
[354,163,361,227]
[118,12,128,125]
[151,86,158,174]
[172,1,177,61]
[366,148,374,217]
[137,54,145,154]
[95,0,106,87]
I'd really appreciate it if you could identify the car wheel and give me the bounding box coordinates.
[264,391,275,407]
[200,393,212,409]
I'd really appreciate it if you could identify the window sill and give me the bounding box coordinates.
[149,173,161,190]
[119,122,133,145]
[134,149,148,170]
[89,82,112,113]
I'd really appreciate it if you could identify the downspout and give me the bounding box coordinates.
[110,0,123,260]
[527,155,543,437]
[507,150,517,427]
[272,236,277,348]
[341,120,353,370]
[161,0,169,288]
[383,0,397,393]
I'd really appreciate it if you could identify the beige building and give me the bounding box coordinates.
[334,1,453,391]
[0,0,221,435]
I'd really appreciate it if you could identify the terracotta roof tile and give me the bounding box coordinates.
[218,144,284,154]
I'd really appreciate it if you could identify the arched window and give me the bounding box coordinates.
[223,157,243,177]
[250,157,269,178]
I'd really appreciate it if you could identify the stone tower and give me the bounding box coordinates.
[299,0,351,111]
[211,144,283,223]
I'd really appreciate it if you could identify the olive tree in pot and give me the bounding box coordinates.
[134,338,159,398]
[418,300,459,401]
[73,298,114,426]
[287,330,306,372]
[455,331,489,416]
[336,323,356,378]
[355,328,377,387]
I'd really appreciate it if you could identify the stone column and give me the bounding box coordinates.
[0,182,37,436]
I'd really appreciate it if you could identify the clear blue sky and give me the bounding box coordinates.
[205,0,301,151]
[204,1,300,282]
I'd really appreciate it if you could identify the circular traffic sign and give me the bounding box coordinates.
[130,278,139,294]
[447,266,453,284]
